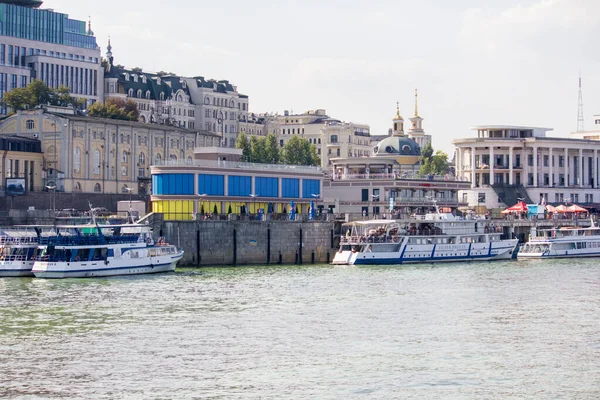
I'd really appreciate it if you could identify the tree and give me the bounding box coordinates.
[419,142,449,175]
[235,132,251,161]
[265,133,281,164]
[249,135,267,163]
[88,98,140,121]
[1,80,83,112]
[282,136,320,166]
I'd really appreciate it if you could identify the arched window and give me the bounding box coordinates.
[138,152,145,165]
[121,166,127,176]
[94,183,101,192]
[160,92,165,101]
[157,77,161,85]
[177,94,183,102]
[74,182,81,192]
[93,149,100,174]
[122,151,128,163]
[142,75,147,84]
[128,88,133,97]
[182,80,187,89]
[140,115,146,123]
[155,153,162,164]
[169,154,177,161]
[204,96,210,105]
[74,147,81,173]
[26,119,35,130]
[187,156,192,164]
[137,89,142,98]
[145,90,151,99]
[133,74,138,83]
[124,73,129,81]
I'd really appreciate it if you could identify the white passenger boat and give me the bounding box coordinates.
[332,207,518,266]
[32,222,183,279]
[518,220,600,259]
[0,227,43,277]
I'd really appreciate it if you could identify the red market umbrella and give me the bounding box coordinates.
[505,201,528,212]
[555,204,569,213]
[567,204,587,213]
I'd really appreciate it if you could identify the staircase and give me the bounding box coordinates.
[491,184,533,206]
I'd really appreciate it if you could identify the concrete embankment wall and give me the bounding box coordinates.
[157,218,338,266]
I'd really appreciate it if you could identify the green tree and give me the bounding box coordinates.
[88,98,139,121]
[282,136,320,166]
[419,142,449,175]
[265,133,281,164]
[235,132,251,161]
[1,80,84,112]
[26,79,53,107]
[249,135,267,163]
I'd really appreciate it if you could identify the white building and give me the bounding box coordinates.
[453,125,600,210]
[103,41,249,148]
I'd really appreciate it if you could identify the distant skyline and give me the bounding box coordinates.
[45,0,600,155]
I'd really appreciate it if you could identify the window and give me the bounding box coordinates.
[137,89,142,98]
[74,147,81,173]
[155,153,162,164]
[122,151,128,162]
[331,135,338,143]
[128,88,133,97]
[145,90,150,99]
[93,149,100,174]
[121,166,127,176]
[74,182,81,192]
[138,168,145,177]
[25,119,34,130]
[160,92,165,101]
[138,152,145,165]
[94,183,101,192]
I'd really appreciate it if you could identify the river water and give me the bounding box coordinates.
[1,259,599,399]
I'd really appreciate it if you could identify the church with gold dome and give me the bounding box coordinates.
[321,91,466,217]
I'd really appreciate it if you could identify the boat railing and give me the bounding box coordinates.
[44,234,142,246]
[341,235,403,245]
[0,254,30,261]
[0,236,39,245]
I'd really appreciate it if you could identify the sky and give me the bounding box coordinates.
[45,0,600,155]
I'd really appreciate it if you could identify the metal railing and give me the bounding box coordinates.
[154,159,322,175]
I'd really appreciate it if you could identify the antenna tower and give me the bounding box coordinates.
[577,74,584,132]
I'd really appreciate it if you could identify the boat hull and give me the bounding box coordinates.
[32,254,183,279]
[333,240,518,265]
[0,261,34,277]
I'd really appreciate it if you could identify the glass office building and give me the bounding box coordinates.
[0,1,102,114]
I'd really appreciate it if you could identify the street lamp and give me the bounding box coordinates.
[45,184,56,211]
[124,186,134,221]
[249,193,258,215]
[198,193,207,218]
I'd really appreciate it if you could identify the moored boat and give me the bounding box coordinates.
[31,222,183,279]
[0,227,55,277]
[518,221,600,259]
[332,206,518,265]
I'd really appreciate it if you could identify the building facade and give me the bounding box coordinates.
[453,125,600,210]
[323,111,465,217]
[150,158,323,221]
[0,1,103,113]
[103,42,249,148]
[0,108,221,194]
[0,134,43,193]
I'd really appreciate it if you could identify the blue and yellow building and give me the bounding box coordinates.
[151,159,322,220]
